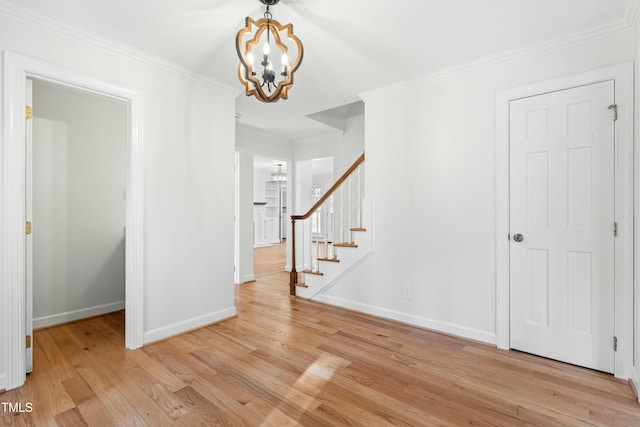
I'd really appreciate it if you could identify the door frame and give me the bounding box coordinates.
[1,51,144,390]
[234,151,240,284]
[495,62,633,379]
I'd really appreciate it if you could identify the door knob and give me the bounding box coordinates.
[513,233,524,242]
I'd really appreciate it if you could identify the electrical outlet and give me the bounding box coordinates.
[403,286,412,300]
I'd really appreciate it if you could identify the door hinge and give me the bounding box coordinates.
[608,104,618,121]
[26,221,32,235]
[614,336,618,351]
[26,106,32,120]
[26,335,31,349]
[613,222,618,237]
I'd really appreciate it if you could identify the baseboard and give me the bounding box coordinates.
[0,372,6,393]
[33,301,125,329]
[313,294,496,345]
[630,366,640,403]
[143,306,237,344]
[243,274,256,283]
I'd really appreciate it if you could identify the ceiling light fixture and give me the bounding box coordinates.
[236,0,303,103]
[271,164,286,182]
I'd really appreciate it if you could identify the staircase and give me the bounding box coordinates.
[289,153,372,299]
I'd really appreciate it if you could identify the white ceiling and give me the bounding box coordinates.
[9,0,631,140]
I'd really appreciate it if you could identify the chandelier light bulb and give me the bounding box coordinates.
[247,52,255,65]
[263,41,270,55]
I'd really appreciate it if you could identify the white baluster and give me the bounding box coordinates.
[299,219,305,282]
[357,164,362,228]
[330,195,334,258]
[315,209,320,272]
[348,175,352,242]
[340,185,344,244]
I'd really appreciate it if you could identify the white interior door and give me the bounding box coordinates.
[25,78,33,374]
[509,81,615,373]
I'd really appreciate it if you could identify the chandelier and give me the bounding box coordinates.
[271,164,286,182]
[235,0,304,103]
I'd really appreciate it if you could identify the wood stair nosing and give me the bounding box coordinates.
[302,269,324,276]
[318,257,340,263]
[333,242,358,248]
[349,227,367,232]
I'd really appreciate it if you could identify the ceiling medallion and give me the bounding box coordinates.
[235,0,304,103]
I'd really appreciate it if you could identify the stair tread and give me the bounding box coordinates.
[294,283,308,288]
[349,227,367,232]
[318,257,340,263]
[303,269,324,276]
[333,242,358,248]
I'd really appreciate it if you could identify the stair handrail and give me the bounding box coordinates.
[289,152,365,295]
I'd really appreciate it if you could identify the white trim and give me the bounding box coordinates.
[0,1,238,97]
[1,51,144,391]
[314,294,496,345]
[33,301,125,330]
[234,151,241,285]
[360,4,640,102]
[243,274,256,283]
[143,307,237,344]
[495,62,634,380]
[631,367,640,403]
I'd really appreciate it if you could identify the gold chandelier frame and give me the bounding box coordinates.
[235,2,304,103]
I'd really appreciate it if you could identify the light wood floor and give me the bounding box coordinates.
[2,243,640,426]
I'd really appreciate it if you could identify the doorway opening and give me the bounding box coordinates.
[28,79,127,344]
[253,157,288,279]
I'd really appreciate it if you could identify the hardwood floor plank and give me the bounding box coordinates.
[61,377,95,407]
[108,365,183,427]
[173,385,244,427]
[4,242,639,426]
[76,396,120,427]
[243,397,301,426]
[146,383,190,419]
[54,407,89,427]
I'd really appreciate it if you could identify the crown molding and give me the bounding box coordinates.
[623,0,640,28]
[360,0,640,101]
[0,0,240,98]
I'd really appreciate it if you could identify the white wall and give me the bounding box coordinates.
[0,7,237,390]
[321,31,637,344]
[294,107,365,178]
[253,167,273,203]
[32,81,126,328]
